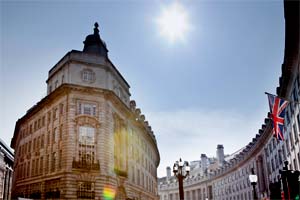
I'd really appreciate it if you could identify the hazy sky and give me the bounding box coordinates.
[0,0,284,177]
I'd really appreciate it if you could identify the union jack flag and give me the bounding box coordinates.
[267,94,289,141]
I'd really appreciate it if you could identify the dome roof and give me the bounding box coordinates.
[83,22,108,57]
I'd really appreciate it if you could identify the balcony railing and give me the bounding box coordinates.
[77,191,95,199]
[72,160,100,170]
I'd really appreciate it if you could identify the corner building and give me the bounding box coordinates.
[11,23,160,200]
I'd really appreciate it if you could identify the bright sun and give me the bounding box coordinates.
[156,2,191,43]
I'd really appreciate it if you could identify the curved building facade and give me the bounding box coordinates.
[11,23,160,200]
[158,1,299,199]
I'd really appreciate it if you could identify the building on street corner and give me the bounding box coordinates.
[158,0,299,199]
[10,23,160,200]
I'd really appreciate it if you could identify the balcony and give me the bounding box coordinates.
[72,160,100,170]
[77,191,95,199]
[114,168,128,178]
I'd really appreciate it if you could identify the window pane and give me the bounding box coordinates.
[79,126,95,145]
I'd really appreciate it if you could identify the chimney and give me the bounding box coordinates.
[166,166,171,181]
[201,154,208,174]
[217,144,225,167]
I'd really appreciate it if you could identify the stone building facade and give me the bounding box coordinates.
[0,138,14,200]
[158,1,299,199]
[11,23,160,200]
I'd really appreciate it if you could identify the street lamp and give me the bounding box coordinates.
[173,158,190,200]
[249,168,258,200]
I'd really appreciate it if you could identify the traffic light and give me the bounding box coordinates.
[269,181,281,199]
[281,191,285,200]
[287,170,300,199]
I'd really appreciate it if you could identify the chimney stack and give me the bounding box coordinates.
[217,144,225,167]
[201,154,208,174]
[166,166,171,181]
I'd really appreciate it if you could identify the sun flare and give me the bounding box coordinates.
[156,2,191,43]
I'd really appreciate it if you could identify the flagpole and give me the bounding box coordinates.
[265,92,300,105]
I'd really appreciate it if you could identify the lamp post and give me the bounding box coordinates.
[249,168,258,200]
[173,158,190,200]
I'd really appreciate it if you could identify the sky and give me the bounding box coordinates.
[0,0,285,177]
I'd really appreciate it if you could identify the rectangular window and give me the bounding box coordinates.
[41,134,44,148]
[53,128,57,143]
[42,116,45,127]
[32,159,35,176]
[34,121,37,131]
[272,138,276,150]
[132,166,135,183]
[286,139,290,154]
[25,143,27,154]
[271,159,274,172]
[33,138,36,151]
[19,164,22,179]
[286,107,290,125]
[46,155,49,173]
[47,131,50,145]
[40,156,43,175]
[78,102,96,116]
[297,114,300,129]
[27,161,30,177]
[51,152,56,172]
[289,131,294,148]
[38,118,41,129]
[293,158,298,170]
[47,111,51,124]
[36,158,39,175]
[53,108,58,120]
[293,86,298,101]
[84,106,91,115]
[79,126,95,145]
[23,163,26,178]
[278,150,282,164]
[265,147,269,157]
[293,123,299,143]
[59,103,64,114]
[59,124,63,140]
[28,141,31,153]
[37,136,40,149]
[59,150,62,169]
[282,146,286,160]
[82,70,94,82]
[269,143,272,153]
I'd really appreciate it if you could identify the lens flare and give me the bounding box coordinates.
[156,2,192,43]
[103,186,116,200]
